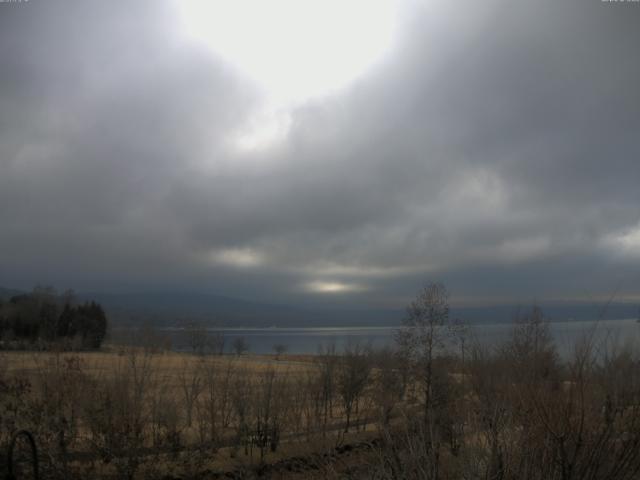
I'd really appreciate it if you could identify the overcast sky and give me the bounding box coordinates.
[1,0,639,307]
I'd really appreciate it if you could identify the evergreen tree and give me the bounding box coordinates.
[0,288,108,350]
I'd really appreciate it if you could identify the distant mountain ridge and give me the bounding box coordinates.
[1,286,637,328]
[72,291,640,327]
[79,291,402,328]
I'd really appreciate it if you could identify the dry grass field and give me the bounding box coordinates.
[0,346,393,479]
[4,307,640,480]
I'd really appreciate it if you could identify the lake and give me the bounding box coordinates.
[164,318,640,357]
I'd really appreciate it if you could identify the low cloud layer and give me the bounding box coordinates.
[1,0,639,306]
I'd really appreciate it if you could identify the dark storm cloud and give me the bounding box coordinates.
[1,0,639,305]
[0,0,259,287]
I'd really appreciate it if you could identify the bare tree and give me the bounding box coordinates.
[210,331,225,355]
[83,349,155,480]
[185,322,208,355]
[395,282,452,479]
[503,305,559,385]
[315,343,339,435]
[251,367,289,459]
[199,357,236,447]
[337,342,372,432]
[273,343,288,360]
[450,317,470,372]
[300,368,324,440]
[178,358,203,428]
[232,336,249,356]
[230,368,252,457]
[372,347,406,426]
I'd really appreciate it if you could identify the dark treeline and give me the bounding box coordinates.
[0,286,107,350]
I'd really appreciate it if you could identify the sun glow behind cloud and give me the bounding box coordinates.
[178,0,398,151]
[208,248,265,268]
[605,224,640,258]
[305,281,367,294]
[179,0,397,104]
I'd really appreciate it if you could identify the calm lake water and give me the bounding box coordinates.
[165,318,640,357]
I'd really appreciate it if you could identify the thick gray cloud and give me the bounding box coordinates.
[1,0,639,307]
